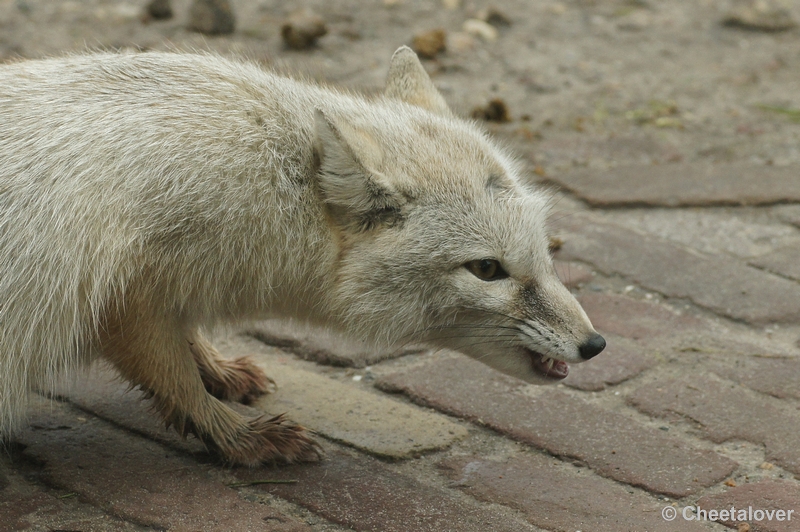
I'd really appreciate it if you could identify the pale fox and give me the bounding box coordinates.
[0,47,605,464]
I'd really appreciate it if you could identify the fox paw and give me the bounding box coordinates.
[216,414,323,466]
[200,356,275,405]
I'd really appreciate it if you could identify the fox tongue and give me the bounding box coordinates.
[530,352,569,379]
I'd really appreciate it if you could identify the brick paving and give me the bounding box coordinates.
[547,163,800,208]
[376,356,736,497]
[698,481,800,532]
[628,376,800,476]
[4,1,800,531]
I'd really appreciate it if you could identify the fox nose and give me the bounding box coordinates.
[579,333,606,360]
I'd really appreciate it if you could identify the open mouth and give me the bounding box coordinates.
[525,348,569,380]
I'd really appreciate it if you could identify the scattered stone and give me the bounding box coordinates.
[548,235,564,252]
[187,0,235,35]
[471,98,510,122]
[723,0,797,32]
[463,19,498,42]
[442,0,460,9]
[144,0,172,21]
[477,6,512,27]
[412,28,447,59]
[281,8,328,50]
[447,32,477,54]
[616,9,652,31]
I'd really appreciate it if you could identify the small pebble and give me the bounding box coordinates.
[463,19,498,42]
[616,10,651,31]
[723,0,796,32]
[477,6,511,27]
[188,0,235,35]
[447,32,476,54]
[471,98,510,122]
[412,28,447,59]
[281,8,328,50]
[145,0,173,20]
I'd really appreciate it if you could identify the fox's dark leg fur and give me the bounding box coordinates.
[189,333,275,405]
[98,304,321,465]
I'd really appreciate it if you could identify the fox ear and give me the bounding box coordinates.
[385,46,451,116]
[314,109,403,230]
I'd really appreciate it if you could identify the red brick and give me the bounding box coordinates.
[376,355,736,497]
[563,334,656,391]
[236,449,536,532]
[577,292,707,342]
[709,357,800,401]
[749,246,800,282]
[439,454,709,532]
[628,375,800,475]
[54,364,206,456]
[0,492,66,532]
[548,163,800,207]
[554,260,594,288]
[554,214,800,324]
[15,400,310,532]
[247,320,422,367]
[697,480,800,532]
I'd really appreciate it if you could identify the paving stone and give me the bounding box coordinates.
[697,480,800,532]
[548,163,800,207]
[376,354,736,496]
[0,489,143,532]
[251,361,469,459]
[577,292,707,342]
[439,455,710,532]
[554,214,800,324]
[709,356,800,400]
[528,132,682,168]
[553,259,594,288]
[54,364,207,456]
[63,351,467,460]
[247,320,423,367]
[563,334,656,391]
[15,399,310,532]
[628,375,800,476]
[234,448,536,532]
[749,246,800,282]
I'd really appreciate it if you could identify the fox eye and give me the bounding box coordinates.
[465,259,509,281]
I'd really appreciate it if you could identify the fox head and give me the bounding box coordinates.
[314,46,604,384]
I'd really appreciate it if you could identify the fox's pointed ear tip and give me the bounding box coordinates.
[392,45,418,60]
